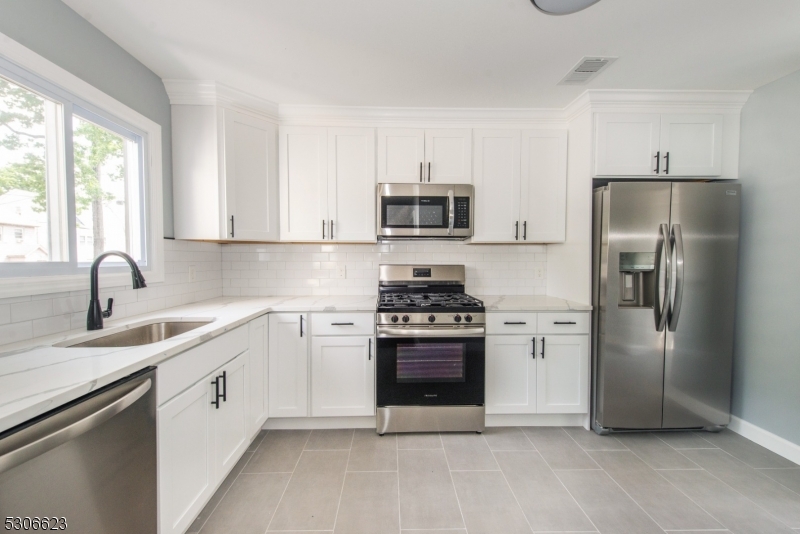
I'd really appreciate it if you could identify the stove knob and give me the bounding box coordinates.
[402,315,410,323]
[428,314,436,323]
[391,315,399,323]
[454,314,462,323]
[465,314,473,323]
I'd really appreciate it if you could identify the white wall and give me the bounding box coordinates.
[732,68,800,447]
[222,242,547,297]
[0,240,222,349]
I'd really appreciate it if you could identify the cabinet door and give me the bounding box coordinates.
[247,315,269,438]
[311,336,375,417]
[537,335,589,414]
[485,335,537,414]
[520,130,568,243]
[269,313,309,417]
[280,127,328,240]
[158,378,215,534]
[377,128,425,183]
[223,109,279,240]
[472,129,521,242]
[214,352,249,477]
[594,113,661,176]
[660,114,723,176]
[424,128,472,184]
[328,128,377,242]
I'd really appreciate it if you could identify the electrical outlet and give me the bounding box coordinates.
[336,265,347,279]
[534,266,545,280]
[189,265,197,282]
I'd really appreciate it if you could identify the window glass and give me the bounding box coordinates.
[0,76,66,263]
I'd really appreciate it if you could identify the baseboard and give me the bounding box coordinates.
[263,413,589,430]
[728,415,800,465]
[486,413,587,427]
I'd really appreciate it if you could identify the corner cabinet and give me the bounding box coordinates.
[268,313,309,417]
[247,315,269,438]
[594,112,724,177]
[280,126,376,242]
[377,128,471,184]
[172,105,279,241]
[485,312,589,415]
[472,129,567,243]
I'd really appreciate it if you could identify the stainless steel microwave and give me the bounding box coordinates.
[377,183,474,239]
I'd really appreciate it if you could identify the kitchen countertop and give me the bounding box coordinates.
[0,294,590,434]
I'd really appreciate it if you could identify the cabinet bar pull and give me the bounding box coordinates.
[322,220,326,239]
[300,315,304,337]
[515,221,519,241]
[504,321,527,325]
[523,221,527,241]
[427,162,431,182]
[541,337,546,359]
[420,162,423,182]
[220,370,227,402]
[331,322,354,326]
[532,337,536,359]
[369,338,372,361]
[554,321,577,325]
[211,376,220,409]
[330,220,334,240]
[230,215,235,238]
[654,151,660,174]
[664,152,670,174]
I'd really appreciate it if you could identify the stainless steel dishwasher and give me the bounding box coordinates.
[0,367,157,533]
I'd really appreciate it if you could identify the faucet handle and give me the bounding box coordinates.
[102,298,114,319]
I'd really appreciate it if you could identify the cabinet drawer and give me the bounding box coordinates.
[486,313,538,335]
[537,313,590,334]
[311,313,375,336]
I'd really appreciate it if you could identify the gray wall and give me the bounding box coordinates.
[733,68,800,446]
[0,0,174,237]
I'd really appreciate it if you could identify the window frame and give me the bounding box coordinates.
[0,31,164,298]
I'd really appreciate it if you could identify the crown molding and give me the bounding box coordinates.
[163,80,280,122]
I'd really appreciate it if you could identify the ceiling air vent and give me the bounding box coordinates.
[558,56,617,85]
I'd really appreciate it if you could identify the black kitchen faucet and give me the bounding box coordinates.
[87,251,147,330]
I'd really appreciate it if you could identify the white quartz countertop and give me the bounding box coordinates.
[0,293,590,434]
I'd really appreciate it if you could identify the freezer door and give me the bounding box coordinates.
[594,182,672,430]
[663,183,740,429]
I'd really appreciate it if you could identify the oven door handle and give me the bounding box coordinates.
[377,326,485,338]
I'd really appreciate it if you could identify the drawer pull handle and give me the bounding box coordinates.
[554,321,577,325]
[504,321,527,325]
[331,322,355,326]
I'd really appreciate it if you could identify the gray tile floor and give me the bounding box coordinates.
[188,427,800,534]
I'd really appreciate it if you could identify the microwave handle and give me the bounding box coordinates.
[447,189,455,236]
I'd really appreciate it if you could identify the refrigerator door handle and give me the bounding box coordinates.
[668,224,685,332]
[654,223,672,332]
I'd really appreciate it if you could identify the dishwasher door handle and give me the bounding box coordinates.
[0,376,152,475]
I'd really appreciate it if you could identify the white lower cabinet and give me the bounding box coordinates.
[213,352,249,475]
[311,335,375,417]
[247,315,269,438]
[268,313,309,418]
[485,335,537,414]
[537,335,589,414]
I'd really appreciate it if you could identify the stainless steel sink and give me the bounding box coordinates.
[57,319,214,348]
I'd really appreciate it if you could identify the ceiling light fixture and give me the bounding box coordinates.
[530,0,602,15]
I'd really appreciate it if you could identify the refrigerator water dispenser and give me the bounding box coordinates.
[618,252,656,308]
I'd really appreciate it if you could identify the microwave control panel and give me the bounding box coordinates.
[454,197,470,229]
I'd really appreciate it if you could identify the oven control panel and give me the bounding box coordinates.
[378,312,485,326]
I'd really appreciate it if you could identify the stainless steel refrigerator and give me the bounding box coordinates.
[592,182,741,433]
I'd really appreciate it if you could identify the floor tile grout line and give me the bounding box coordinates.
[485,434,536,534]
[706,446,800,498]
[330,429,355,534]
[440,432,469,533]
[195,429,269,534]
[521,427,601,534]
[671,445,800,529]
[396,432,401,533]
[557,427,602,470]
[652,430,716,452]
[264,430,313,534]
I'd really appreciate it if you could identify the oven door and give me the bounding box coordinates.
[376,326,485,406]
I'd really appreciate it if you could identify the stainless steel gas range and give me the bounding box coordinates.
[375,264,485,435]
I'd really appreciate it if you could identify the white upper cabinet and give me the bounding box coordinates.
[327,128,377,241]
[268,313,309,418]
[280,126,376,242]
[377,128,471,184]
[594,112,723,177]
[279,127,329,241]
[659,114,723,176]
[472,129,567,243]
[172,105,279,241]
[472,129,521,242]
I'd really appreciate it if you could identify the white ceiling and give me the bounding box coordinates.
[61,0,800,109]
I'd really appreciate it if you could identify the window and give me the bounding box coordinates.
[0,37,163,296]
[0,55,156,282]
